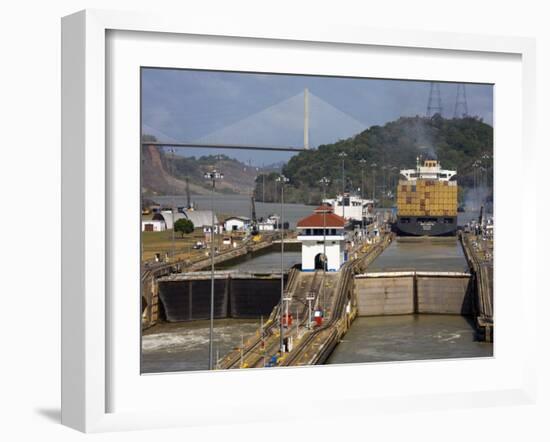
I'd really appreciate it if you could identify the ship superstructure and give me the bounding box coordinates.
[394,158,458,236]
[322,193,374,226]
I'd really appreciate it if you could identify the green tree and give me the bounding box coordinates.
[174,218,194,237]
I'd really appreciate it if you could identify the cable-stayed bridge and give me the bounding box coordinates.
[142,89,367,152]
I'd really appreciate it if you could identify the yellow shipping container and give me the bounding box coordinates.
[398,178,458,217]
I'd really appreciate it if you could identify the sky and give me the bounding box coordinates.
[141,68,493,166]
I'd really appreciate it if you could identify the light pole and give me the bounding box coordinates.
[370,162,377,204]
[338,152,347,219]
[168,147,176,260]
[381,165,388,208]
[472,160,480,211]
[481,153,491,189]
[204,169,223,370]
[276,174,289,353]
[319,177,330,312]
[359,159,367,237]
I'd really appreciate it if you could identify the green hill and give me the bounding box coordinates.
[254,115,493,206]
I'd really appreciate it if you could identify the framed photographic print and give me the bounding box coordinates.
[61,9,537,432]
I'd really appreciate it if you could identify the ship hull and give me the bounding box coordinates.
[393,216,457,237]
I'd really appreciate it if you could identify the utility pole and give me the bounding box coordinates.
[472,160,480,211]
[481,153,491,189]
[276,174,289,353]
[371,162,377,203]
[359,159,367,237]
[185,176,191,209]
[319,177,330,311]
[260,315,266,367]
[240,334,244,368]
[168,146,176,260]
[381,165,387,208]
[304,88,309,149]
[204,169,223,370]
[339,151,347,220]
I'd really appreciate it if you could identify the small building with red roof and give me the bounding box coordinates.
[296,205,348,271]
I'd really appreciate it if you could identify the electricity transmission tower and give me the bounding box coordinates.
[453,83,469,118]
[426,82,443,117]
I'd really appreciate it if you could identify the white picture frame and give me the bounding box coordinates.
[61,9,537,433]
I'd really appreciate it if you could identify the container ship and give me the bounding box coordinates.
[394,158,458,236]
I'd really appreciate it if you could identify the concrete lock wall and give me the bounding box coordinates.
[355,273,472,316]
[229,279,282,319]
[159,279,230,322]
[158,277,283,322]
[355,276,415,316]
[417,276,472,314]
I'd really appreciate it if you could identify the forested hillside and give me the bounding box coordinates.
[141,136,259,196]
[254,115,493,206]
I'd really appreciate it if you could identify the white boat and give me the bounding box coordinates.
[322,193,375,224]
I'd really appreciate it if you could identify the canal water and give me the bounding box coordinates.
[217,246,301,273]
[327,315,492,364]
[142,243,301,374]
[142,204,492,373]
[327,236,492,365]
[367,237,469,272]
[142,318,259,373]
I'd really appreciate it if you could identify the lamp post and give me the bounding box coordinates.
[338,152,347,219]
[276,174,289,353]
[481,153,491,189]
[381,165,388,208]
[168,147,176,260]
[391,166,399,193]
[204,169,223,370]
[472,160,480,211]
[319,177,330,311]
[370,162,377,204]
[359,159,367,237]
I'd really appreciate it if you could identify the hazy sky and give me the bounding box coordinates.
[141,68,493,166]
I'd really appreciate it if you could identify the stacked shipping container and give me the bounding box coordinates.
[397,179,458,217]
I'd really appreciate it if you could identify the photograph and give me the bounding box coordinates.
[140,68,494,373]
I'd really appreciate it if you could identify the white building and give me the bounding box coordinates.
[141,219,166,232]
[224,216,251,232]
[161,209,218,232]
[297,205,348,272]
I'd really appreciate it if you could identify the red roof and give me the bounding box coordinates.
[297,211,346,228]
